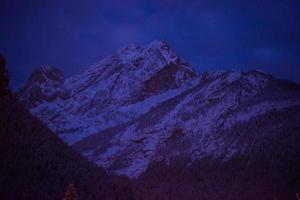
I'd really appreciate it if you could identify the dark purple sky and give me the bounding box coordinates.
[1,0,300,90]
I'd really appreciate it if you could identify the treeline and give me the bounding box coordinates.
[137,107,300,200]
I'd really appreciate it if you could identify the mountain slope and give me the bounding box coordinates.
[137,106,300,200]
[17,40,197,144]
[17,41,300,182]
[0,62,141,199]
[72,69,300,177]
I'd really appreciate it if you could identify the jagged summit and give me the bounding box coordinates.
[147,39,169,46]
[117,40,170,52]
[27,66,64,84]
[145,40,172,52]
[111,40,179,67]
[17,66,68,108]
[63,40,197,103]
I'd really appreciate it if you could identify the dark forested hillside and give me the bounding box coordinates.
[0,57,141,200]
[137,107,300,200]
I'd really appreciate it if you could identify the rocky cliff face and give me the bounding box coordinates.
[17,41,300,179]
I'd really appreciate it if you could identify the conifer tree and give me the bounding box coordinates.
[62,184,77,200]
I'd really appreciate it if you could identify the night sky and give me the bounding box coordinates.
[1,0,300,90]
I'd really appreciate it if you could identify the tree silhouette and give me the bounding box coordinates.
[0,54,10,96]
[62,184,77,200]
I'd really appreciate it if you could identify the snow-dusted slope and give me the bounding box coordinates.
[17,41,300,178]
[73,69,300,177]
[17,40,197,143]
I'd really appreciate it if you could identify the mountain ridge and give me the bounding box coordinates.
[17,40,198,143]
[17,40,300,179]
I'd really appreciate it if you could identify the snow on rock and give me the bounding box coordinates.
[73,69,300,177]
[17,40,198,144]
[17,66,69,108]
[16,41,300,178]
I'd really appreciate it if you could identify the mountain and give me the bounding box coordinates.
[72,69,300,178]
[0,57,142,200]
[137,105,300,199]
[17,40,197,144]
[17,66,69,108]
[17,41,300,199]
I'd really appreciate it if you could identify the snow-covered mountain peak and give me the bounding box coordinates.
[64,40,197,100]
[145,40,177,63]
[146,40,170,51]
[112,40,178,66]
[17,66,68,108]
[28,66,64,85]
[116,43,141,55]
